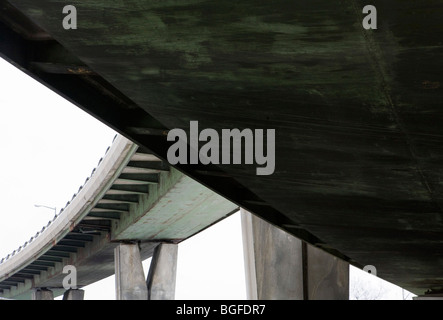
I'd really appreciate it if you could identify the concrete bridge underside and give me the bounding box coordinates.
[0,0,443,295]
[0,136,238,299]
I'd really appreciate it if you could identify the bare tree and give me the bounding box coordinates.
[350,274,388,300]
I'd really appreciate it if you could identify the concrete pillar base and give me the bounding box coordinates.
[115,243,148,300]
[32,288,54,300]
[241,209,304,299]
[307,242,349,300]
[147,243,178,300]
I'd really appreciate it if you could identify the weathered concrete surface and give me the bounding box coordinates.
[307,243,349,300]
[32,288,53,300]
[242,209,304,300]
[146,243,178,300]
[8,240,157,300]
[113,168,238,242]
[241,211,258,300]
[115,243,148,300]
[63,289,85,300]
[242,209,348,300]
[1,0,443,295]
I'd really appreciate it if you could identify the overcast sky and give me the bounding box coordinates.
[0,56,414,300]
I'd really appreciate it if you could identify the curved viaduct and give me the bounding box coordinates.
[1,0,443,298]
[0,135,238,299]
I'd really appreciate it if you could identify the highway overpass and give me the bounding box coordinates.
[0,135,238,299]
[0,0,443,297]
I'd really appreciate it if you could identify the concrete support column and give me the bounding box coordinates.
[32,288,54,300]
[146,243,178,300]
[306,242,349,300]
[115,243,148,300]
[241,209,304,299]
[63,289,85,300]
[241,209,349,300]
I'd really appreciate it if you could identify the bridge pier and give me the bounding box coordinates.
[31,288,54,300]
[63,289,85,300]
[114,243,148,300]
[146,243,178,300]
[114,242,178,300]
[241,209,349,300]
